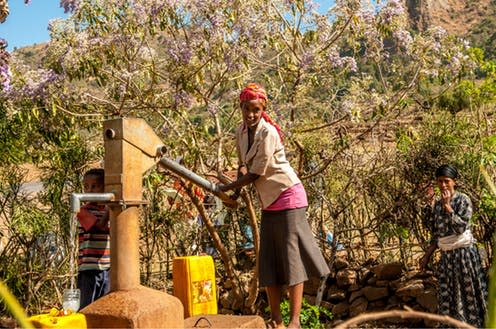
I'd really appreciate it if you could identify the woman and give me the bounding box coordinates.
[219,83,329,329]
[420,164,487,327]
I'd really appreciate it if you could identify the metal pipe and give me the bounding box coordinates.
[70,193,115,213]
[159,157,218,192]
[158,157,237,207]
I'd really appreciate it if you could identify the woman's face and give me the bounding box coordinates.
[436,176,456,193]
[241,100,264,129]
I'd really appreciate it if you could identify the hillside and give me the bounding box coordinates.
[406,0,496,58]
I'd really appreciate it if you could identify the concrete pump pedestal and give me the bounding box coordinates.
[81,286,184,328]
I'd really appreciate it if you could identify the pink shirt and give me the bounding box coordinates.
[264,183,308,211]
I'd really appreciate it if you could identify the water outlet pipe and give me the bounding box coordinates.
[70,193,115,213]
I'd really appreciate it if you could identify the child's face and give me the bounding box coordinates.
[83,175,104,193]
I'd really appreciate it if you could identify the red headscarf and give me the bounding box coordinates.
[239,83,282,141]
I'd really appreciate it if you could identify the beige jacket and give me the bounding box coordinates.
[236,118,300,208]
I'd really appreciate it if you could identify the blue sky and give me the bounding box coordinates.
[0,0,334,52]
[0,0,68,51]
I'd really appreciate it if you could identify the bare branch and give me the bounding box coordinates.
[334,308,476,329]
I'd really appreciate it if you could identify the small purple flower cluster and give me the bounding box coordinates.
[222,51,241,71]
[59,0,79,14]
[207,101,218,115]
[447,51,473,76]
[300,51,315,69]
[393,29,413,50]
[133,0,175,27]
[166,40,192,64]
[429,26,447,51]
[0,38,11,93]
[173,90,193,109]
[378,0,405,25]
[359,9,375,25]
[326,47,357,72]
[11,69,60,101]
[0,63,11,93]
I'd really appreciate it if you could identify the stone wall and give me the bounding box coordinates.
[304,256,438,325]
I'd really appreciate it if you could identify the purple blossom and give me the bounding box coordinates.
[0,41,11,93]
[430,26,447,41]
[362,28,384,59]
[393,30,413,49]
[300,51,315,69]
[448,55,461,74]
[133,0,172,26]
[447,51,473,75]
[378,0,405,25]
[223,51,241,71]
[326,47,357,72]
[173,90,193,109]
[60,0,79,14]
[0,65,12,93]
[166,41,192,64]
[9,69,60,101]
[359,9,375,24]
[340,100,353,115]
[207,101,218,115]
[344,57,358,72]
[422,69,439,78]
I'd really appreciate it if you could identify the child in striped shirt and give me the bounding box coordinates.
[76,168,110,309]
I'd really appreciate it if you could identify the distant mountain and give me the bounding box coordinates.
[12,43,49,68]
[406,0,496,58]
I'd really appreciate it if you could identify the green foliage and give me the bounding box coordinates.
[438,80,480,113]
[298,299,333,329]
[479,190,496,224]
[378,222,410,244]
[469,16,496,60]
[269,298,333,329]
[0,107,30,165]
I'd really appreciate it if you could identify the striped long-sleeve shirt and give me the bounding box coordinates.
[77,203,110,271]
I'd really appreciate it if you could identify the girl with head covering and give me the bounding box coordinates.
[420,164,487,327]
[219,83,329,329]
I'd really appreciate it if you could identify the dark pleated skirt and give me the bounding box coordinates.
[259,207,330,287]
[437,245,488,328]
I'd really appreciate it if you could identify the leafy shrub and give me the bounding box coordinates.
[267,298,333,329]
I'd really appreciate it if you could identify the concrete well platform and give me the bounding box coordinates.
[185,314,266,329]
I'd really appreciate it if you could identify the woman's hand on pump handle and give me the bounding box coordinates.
[217,183,240,208]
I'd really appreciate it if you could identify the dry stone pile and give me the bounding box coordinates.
[303,256,438,323]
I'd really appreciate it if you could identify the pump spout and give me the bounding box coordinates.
[70,193,115,213]
[158,157,237,208]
